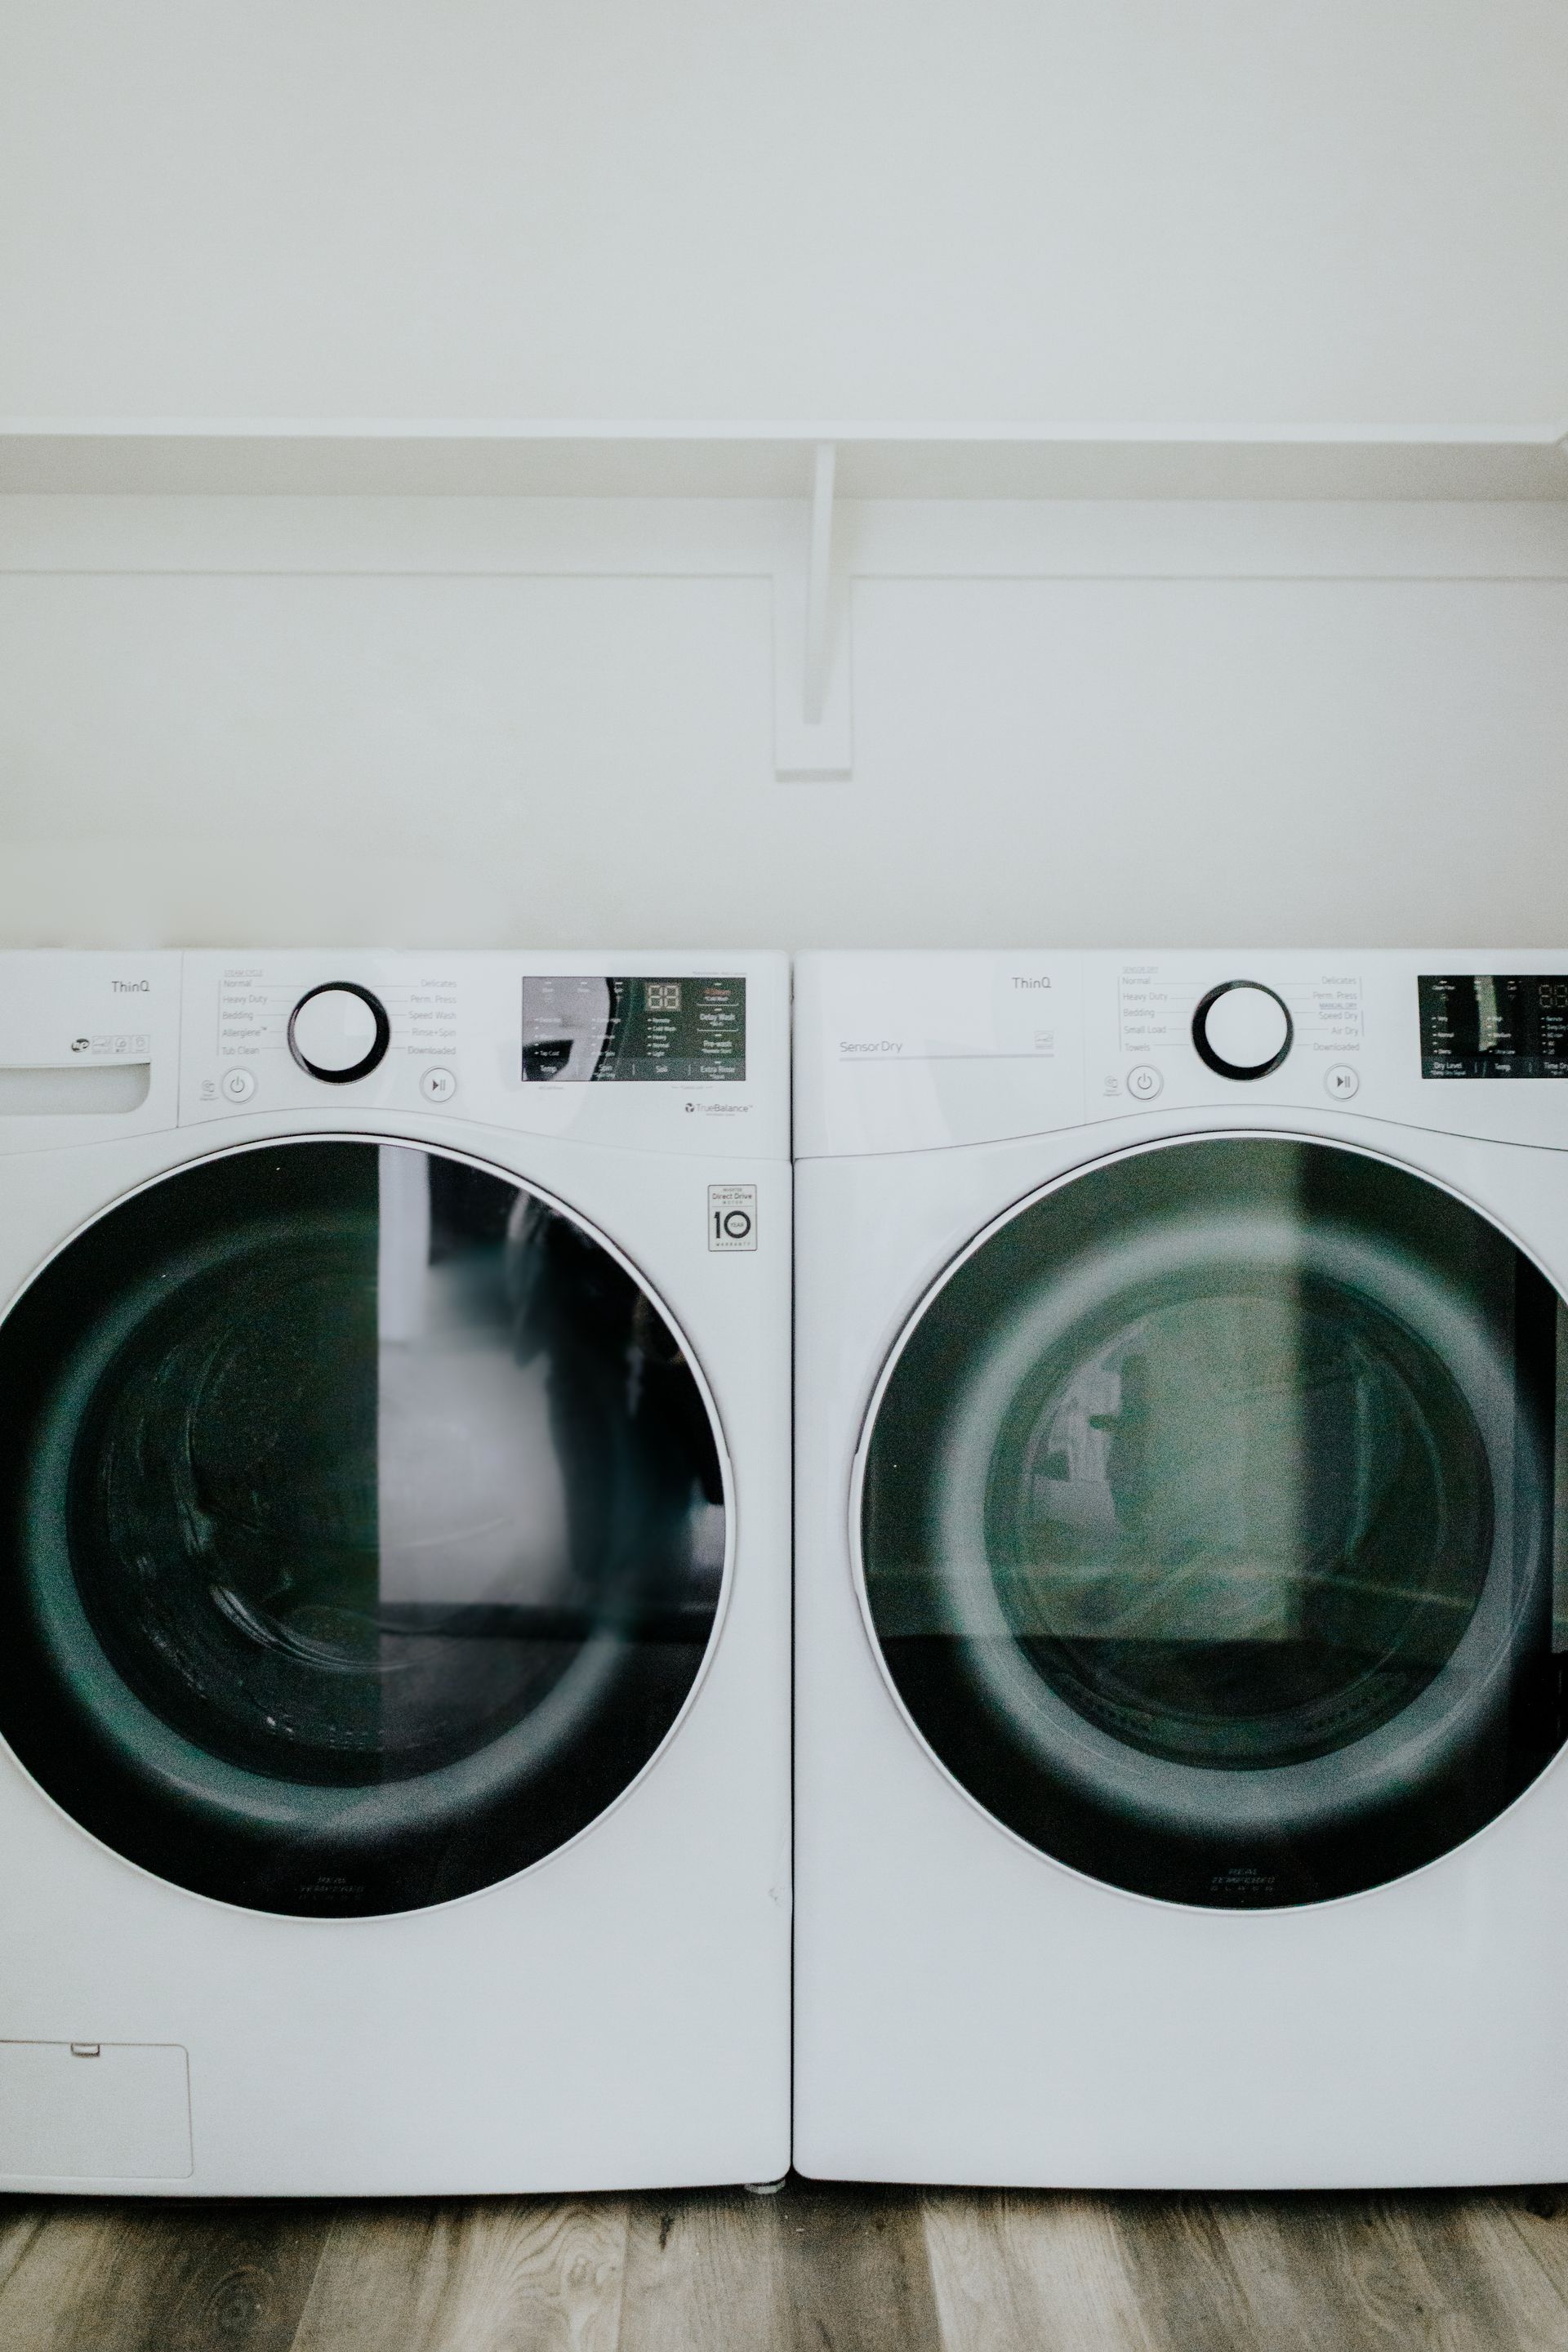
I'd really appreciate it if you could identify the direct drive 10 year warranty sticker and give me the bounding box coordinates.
[707,1183,758,1251]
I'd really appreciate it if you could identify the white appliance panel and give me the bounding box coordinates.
[795,948,1568,2186]
[0,949,791,2194]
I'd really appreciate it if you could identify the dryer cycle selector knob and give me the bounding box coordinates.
[1192,981,1293,1080]
[287,984,391,1084]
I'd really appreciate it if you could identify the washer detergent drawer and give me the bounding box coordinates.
[0,2041,192,2180]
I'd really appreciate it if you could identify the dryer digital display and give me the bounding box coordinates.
[1419,973,1568,1078]
[521,976,746,1084]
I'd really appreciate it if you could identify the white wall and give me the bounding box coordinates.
[2,8,1566,955]
[2,1,1565,427]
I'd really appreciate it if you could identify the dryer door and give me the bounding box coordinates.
[859,1135,1567,1907]
[0,1139,726,1915]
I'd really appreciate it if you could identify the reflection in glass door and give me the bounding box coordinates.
[860,1138,1565,1907]
[0,1141,726,1915]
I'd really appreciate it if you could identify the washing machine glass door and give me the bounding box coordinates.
[859,1135,1566,1907]
[0,1140,727,1915]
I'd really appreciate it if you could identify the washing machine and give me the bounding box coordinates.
[0,949,789,2195]
[795,949,1568,2187]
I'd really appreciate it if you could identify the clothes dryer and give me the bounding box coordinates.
[795,951,1568,2186]
[0,951,789,2194]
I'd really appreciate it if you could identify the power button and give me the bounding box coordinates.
[1127,1064,1164,1101]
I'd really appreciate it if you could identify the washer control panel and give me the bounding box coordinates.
[186,963,457,1119]
[173,952,788,1159]
[520,974,746,1084]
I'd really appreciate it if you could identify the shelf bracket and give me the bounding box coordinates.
[773,440,852,778]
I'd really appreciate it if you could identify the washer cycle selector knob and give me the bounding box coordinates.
[287,984,390,1084]
[1192,981,1293,1080]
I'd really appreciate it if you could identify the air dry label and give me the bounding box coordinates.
[708,1183,758,1252]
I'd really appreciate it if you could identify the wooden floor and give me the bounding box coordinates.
[2,2176,1566,2350]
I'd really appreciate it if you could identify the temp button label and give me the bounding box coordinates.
[708,1183,758,1252]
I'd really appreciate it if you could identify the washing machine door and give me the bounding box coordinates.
[0,1139,727,1915]
[859,1134,1567,1907]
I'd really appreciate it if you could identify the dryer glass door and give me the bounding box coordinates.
[0,1140,726,1915]
[859,1136,1566,1906]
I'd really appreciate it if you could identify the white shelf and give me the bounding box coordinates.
[2,420,1566,501]
[5,419,1565,782]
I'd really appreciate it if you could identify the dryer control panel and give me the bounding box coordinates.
[795,950,1568,1157]
[1419,973,1568,1080]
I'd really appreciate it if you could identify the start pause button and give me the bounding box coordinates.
[708,1183,758,1252]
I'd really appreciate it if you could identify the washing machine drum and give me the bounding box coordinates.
[0,1140,727,1916]
[860,1135,1567,1908]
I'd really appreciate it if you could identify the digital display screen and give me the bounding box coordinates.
[1419,974,1568,1079]
[520,975,746,1083]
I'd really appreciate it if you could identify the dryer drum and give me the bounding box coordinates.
[859,1135,1566,1908]
[0,1139,727,1916]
